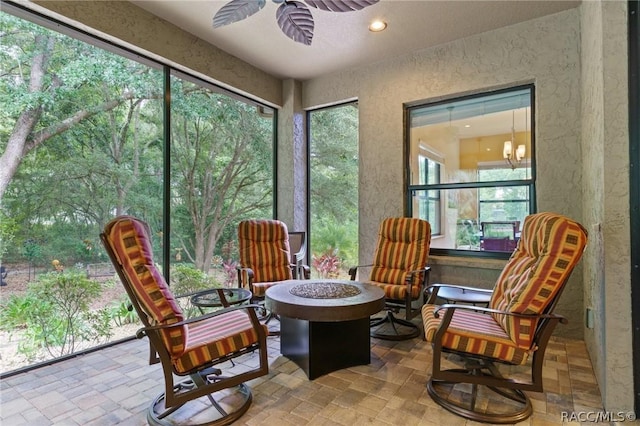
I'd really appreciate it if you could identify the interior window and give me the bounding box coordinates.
[405,85,535,255]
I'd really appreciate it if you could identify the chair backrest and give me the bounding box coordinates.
[288,231,306,279]
[489,212,588,350]
[238,219,293,283]
[101,216,186,356]
[288,231,306,264]
[370,217,431,286]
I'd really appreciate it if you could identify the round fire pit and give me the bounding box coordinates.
[265,279,385,380]
[289,282,361,299]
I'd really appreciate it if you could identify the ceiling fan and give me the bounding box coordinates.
[213,0,380,46]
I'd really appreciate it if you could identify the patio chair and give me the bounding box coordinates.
[423,212,587,423]
[237,219,308,330]
[288,231,310,279]
[349,217,431,340]
[101,216,268,426]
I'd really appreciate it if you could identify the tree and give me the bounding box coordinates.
[0,13,160,203]
[309,104,359,268]
[170,79,273,271]
[1,11,275,273]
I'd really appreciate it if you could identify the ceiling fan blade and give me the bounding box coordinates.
[276,1,314,45]
[213,0,266,28]
[303,0,379,12]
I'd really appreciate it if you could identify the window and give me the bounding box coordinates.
[405,85,535,256]
[308,102,359,279]
[418,155,442,235]
[0,5,275,374]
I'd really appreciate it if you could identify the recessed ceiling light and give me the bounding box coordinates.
[369,20,387,32]
[464,124,471,128]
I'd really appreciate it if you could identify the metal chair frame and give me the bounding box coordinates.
[425,284,567,423]
[101,221,268,426]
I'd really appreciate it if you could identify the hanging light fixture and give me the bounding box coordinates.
[503,109,526,170]
[213,0,380,46]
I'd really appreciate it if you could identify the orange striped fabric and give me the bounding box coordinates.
[250,281,283,297]
[173,310,268,373]
[105,216,186,356]
[489,212,588,350]
[369,217,431,299]
[105,215,268,373]
[422,305,528,364]
[422,212,587,365]
[238,219,293,286]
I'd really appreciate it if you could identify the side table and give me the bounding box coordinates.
[191,287,252,313]
[427,284,492,306]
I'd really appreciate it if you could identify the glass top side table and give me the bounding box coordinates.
[191,287,252,312]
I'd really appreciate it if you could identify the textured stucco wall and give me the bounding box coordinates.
[303,10,585,336]
[581,0,607,402]
[30,0,282,106]
[278,80,307,232]
[580,0,633,413]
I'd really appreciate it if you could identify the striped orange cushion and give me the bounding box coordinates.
[238,219,293,284]
[369,217,431,299]
[489,213,588,349]
[105,216,186,356]
[173,310,268,373]
[422,304,529,365]
[368,281,422,300]
[250,281,283,297]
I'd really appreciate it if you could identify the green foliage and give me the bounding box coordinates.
[0,293,38,331]
[0,208,17,262]
[16,268,112,360]
[309,104,359,274]
[22,239,43,264]
[170,264,220,317]
[106,297,138,327]
[1,10,278,369]
[171,264,218,296]
[311,221,357,275]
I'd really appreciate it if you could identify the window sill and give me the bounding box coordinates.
[429,254,506,270]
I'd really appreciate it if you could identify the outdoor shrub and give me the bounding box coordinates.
[18,268,112,360]
[171,264,218,296]
[311,221,357,273]
[170,264,220,317]
[107,297,138,327]
[312,249,342,279]
[221,259,238,287]
[0,293,38,332]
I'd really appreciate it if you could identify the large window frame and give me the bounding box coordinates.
[306,101,359,279]
[0,1,277,376]
[404,85,536,258]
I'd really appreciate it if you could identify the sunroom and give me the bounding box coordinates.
[0,0,636,424]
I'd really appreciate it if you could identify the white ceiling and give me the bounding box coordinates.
[131,0,581,81]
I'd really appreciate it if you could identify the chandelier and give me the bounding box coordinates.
[503,109,526,170]
[213,0,380,46]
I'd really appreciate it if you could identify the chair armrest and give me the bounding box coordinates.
[428,303,568,348]
[348,264,373,280]
[433,303,568,323]
[290,263,311,279]
[300,264,311,279]
[136,303,264,338]
[236,266,255,288]
[405,266,431,283]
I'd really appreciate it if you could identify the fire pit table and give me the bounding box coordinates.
[265,279,385,379]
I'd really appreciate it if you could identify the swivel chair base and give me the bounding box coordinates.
[370,311,420,341]
[426,368,532,424]
[149,373,253,426]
